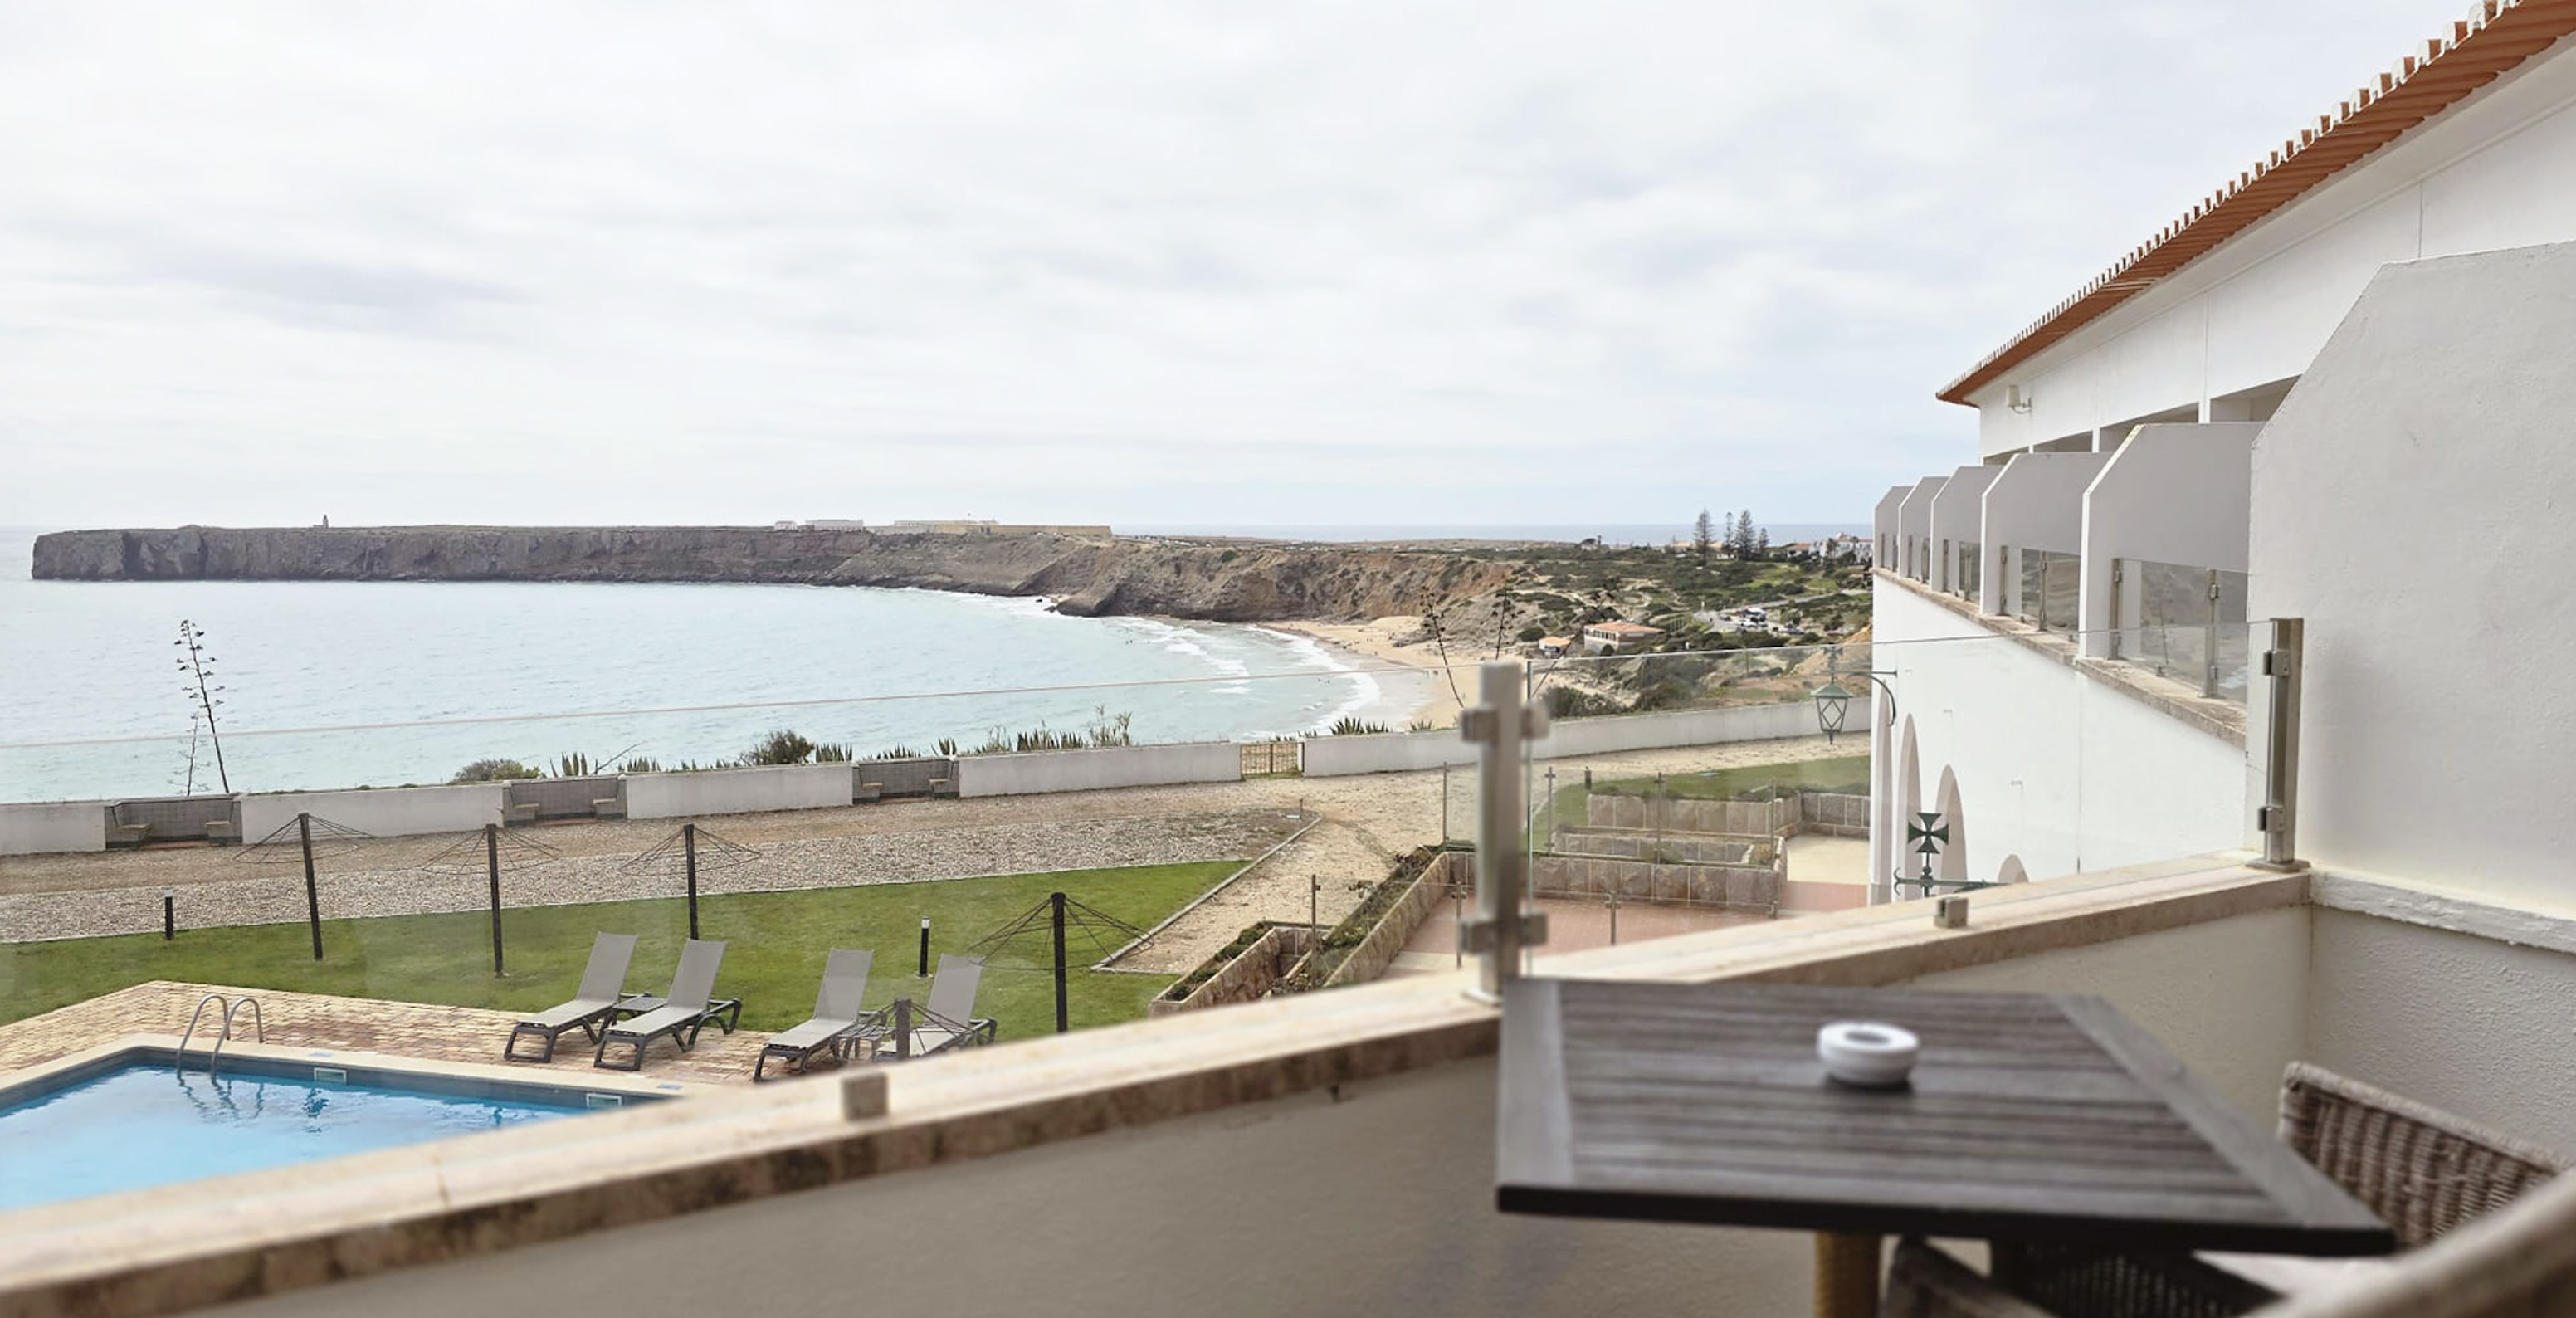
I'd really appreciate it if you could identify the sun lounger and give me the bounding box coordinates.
[754,949,876,1081]
[504,932,640,1063]
[593,939,738,1071]
[885,954,998,1058]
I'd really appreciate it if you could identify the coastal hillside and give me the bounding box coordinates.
[27,525,1511,624]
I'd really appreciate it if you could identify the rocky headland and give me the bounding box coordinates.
[28,525,1513,624]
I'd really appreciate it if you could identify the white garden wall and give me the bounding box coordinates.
[1539,700,1852,760]
[239,784,505,842]
[623,764,855,820]
[954,742,1240,798]
[0,802,108,856]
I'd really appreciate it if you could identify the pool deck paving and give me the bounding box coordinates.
[0,980,779,1086]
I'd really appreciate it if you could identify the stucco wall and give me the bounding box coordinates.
[1914,908,2308,1126]
[1980,452,2111,617]
[1895,476,1947,581]
[1873,583,2243,880]
[0,802,108,856]
[1969,39,2576,456]
[1872,485,1909,569]
[1301,703,1855,778]
[954,742,1240,798]
[214,1057,1815,1318]
[1926,465,1998,595]
[2249,242,2576,907]
[1300,727,1479,776]
[622,764,855,820]
[239,784,505,842]
[2076,422,2256,654]
[2303,906,2576,1157]
[1539,700,1852,761]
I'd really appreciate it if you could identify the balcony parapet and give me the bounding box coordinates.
[1875,567,2247,748]
[0,857,2300,1317]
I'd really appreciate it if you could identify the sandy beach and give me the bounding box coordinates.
[1268,616,1488,728]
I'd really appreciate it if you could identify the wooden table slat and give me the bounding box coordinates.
[1497,979,2400,1257]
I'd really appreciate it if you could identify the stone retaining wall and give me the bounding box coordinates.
[1322,852,1456,988]
[1148,924,1320,1017]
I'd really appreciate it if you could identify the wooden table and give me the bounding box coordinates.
[1495,979,2394,1317]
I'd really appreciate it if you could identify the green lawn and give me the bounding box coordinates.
[1544,754,1869,832]
[0,861,1242,1042]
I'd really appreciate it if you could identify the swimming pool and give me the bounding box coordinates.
[0,1057,628,1213]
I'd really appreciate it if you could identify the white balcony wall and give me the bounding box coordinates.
[1895,476,1946,582]
[2076,422,2256,657]
[1979,452,2111,617]
[2305,906,2576,1156]
[1871,485,1908,569]
[2250,241,2576,909]
[1872,584,2243,881]
[1965,38,2576,458]
[1926,466,1998,597]
[217,1054,1816,1318]
[207,894,2348,1318]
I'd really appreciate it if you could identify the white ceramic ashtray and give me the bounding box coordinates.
[1817,1021,1920,1088]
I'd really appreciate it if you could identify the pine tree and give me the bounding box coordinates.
[1692,510,1714,567]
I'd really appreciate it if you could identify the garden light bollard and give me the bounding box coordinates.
[162,887,175,940]
[918,916,931,978]
[1459,660,1548,1005]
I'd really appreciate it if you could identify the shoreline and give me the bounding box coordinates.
[1259,617,1483,730]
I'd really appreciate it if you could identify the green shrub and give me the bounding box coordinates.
[449,758,539,783]
[1329,716,1391,736]
[740,729,817,765]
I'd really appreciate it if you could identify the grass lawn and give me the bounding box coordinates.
[0,861,1242,1042]
[1545,754,1869,832]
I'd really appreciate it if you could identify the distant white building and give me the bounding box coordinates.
[1865,1,2576,906]
[1580,621,1664,653]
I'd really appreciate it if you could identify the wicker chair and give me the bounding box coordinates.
[2242,1168,2576,1318]
[1994,1062,2564,1318]
[2276,1062,2564,1249]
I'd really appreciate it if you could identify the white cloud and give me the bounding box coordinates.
[0,0,2458,530]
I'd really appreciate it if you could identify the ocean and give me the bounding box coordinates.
[0,528,1429,803]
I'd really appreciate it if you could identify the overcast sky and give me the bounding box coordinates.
[0,1,2454,530]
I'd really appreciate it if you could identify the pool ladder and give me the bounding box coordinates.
[177,993,265,1076]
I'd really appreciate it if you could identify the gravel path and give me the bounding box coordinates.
[0,737,1855,966]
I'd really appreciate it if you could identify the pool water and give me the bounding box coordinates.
[0,1063,595,1212]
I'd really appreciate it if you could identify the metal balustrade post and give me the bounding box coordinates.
[2247,618,2307,871]
[1459,661,1549,1004]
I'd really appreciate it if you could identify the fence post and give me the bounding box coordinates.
[299,812,323,962]
[485,822,505,976]
[2248,618,2307,871]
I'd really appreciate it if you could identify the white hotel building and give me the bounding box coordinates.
[1867,0,2576,910]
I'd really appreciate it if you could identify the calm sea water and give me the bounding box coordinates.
[0,529,1424,803]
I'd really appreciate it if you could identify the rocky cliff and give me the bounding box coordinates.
[29,526,1512,622]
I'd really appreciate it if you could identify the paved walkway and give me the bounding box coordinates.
[0,980,774,1086]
